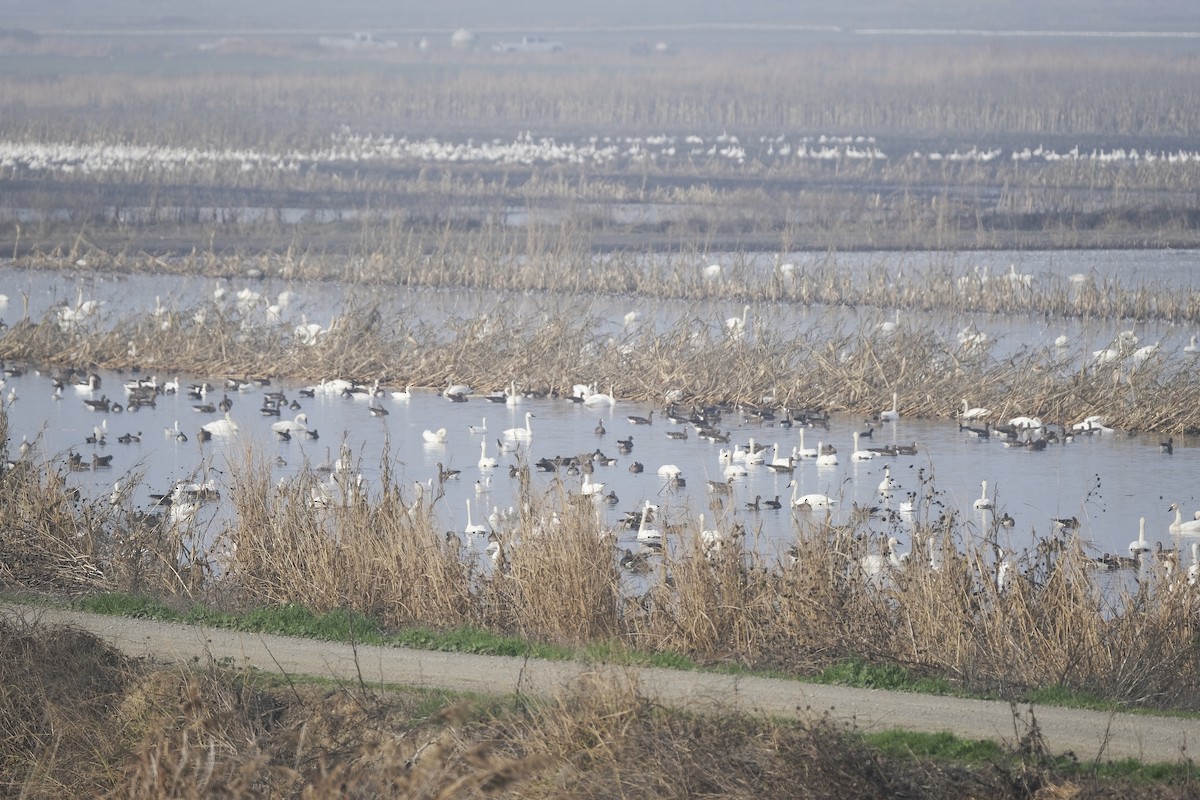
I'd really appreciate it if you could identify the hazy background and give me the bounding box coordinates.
[6,0,1198,40]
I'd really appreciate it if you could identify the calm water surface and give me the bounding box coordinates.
[1,251,1199,571]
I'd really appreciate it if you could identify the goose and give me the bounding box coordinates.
[72,372,101,394]
[627,410,654,425]
[464,498,488,537]
[1159,437,1173,455]
[815,441,837,467]
[879,392,899,422]
[271,413,308,436]
[502,412,535,441]
[972,480,993,510]
[438,463,461,482]
[478,439,498,470]
[850,432,875,462]
[200,411,239,437]
[764,495,782,510]
[469,418,488,434]
[594,419,606,436]
[422,427,448,444]
[960,399,990,420]
[1168,503,1200,535]
[368,401,388,417]
[1008,415,1044,431]
[581,473,605,496]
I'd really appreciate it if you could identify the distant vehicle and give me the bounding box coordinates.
[492,35,564,53]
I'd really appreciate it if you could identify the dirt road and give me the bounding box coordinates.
[7,603,1195,763]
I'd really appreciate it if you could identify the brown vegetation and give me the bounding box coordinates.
[3,614,1190,798]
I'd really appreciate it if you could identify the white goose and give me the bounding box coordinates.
[502,412,535,441]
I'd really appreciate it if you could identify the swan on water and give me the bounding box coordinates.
[880,392,899,422]
[200,411,239,437]
[502,412,535,441]
[422,427,448,444]
[973,480,993,510]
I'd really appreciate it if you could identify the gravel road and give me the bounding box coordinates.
[7,603,1195,763]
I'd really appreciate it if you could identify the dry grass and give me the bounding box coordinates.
[4,615,1187,799]
[6,405,1198,714]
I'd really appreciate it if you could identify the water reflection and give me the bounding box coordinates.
[2,361,1198,572]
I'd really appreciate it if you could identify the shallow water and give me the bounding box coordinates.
[2,251,1200,571]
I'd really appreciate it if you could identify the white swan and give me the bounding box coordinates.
[787,479,835,509]
[506,381,525,407]
[502,411,535,441]
[972,480,993,510]
[961,399,990,420]
[1168,503,1200,535]
[1130,516,1152,555]
[861,537,901,583]
[851,432,875,462]
[200,411,239,437]
[422,427,448,444]
[725,304,750,338]
[271,413,308,435]
[877,310,900,336]
[469,418,488,434]
[391,384,412,401]
[877,465,895,504]
[582,384,615,406]
[478,439,498,470]
[815,441,837,467]
[464,498,487,536]
[636,502,662,544]
[1185,335,1200,356]
[795,429,817,459]
[880,392,899,422]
